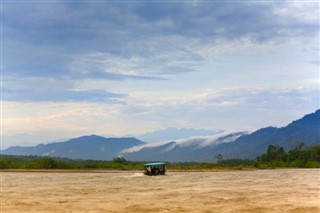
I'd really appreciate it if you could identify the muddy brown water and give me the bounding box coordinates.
[1,169,319,212]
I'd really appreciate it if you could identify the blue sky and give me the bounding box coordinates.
[2,1,319,147]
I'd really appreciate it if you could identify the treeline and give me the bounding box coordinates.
[0,155,256,170]
[1,144,319,170]
[255,144,320,168]
[166,159,255,170]
[0,156,143,170]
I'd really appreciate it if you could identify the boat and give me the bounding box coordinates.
[143,162,166,175]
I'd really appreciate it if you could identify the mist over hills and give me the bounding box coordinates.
[214,109,320,159]
[122,132,246,162]
[2,110,319,162]
[136,128,223,143]
[123,110,320,161]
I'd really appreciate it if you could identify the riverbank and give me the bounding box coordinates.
[1,167,256,172]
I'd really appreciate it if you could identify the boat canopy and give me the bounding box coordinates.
[144,162,165,166]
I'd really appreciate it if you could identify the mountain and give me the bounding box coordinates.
[123,110,320,161]
[2,110,319,162]
[209,109,320,159]
[2,135,146,160]
[137,127,223,143]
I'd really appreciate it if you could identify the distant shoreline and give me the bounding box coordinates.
[0,169,136,173]
[3,168,317,173]
[0,168,251,173]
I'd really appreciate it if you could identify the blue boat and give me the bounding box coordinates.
[143,162,166,175]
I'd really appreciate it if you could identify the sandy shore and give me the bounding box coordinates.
[1,169,319,212]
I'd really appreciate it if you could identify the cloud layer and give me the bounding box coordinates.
[2,1,319,146]
[121,131,246,154]
[3,2,318,85]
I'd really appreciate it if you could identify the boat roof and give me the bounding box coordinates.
[144,162,166,166]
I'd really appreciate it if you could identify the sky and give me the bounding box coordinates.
[1,1,319,148]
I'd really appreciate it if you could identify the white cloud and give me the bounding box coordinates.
[121,131,245,154]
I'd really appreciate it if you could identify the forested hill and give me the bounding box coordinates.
[2,135,146,160]
[209,109,320,159]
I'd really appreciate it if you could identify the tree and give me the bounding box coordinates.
[290,140,305,150]
[266,145,286,161]
[287,142,306,162]
[28,158,58,169]
[0,158,12,169]
[112,157,127,164]
[307,146,320,162]
[216,154,223,162]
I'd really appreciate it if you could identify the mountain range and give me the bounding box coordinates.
[2,109,319,162]
[2,136,145,160]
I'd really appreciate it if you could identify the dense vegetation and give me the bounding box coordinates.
[255,143,320,168]
[1,144,319,170]
[0,156,143,170]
